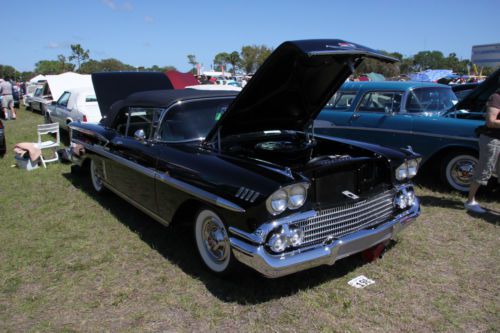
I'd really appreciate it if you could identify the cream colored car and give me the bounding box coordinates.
[47,87,101,130]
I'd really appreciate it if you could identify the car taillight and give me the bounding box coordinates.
[82,115,88,122]
[0,121,3,129]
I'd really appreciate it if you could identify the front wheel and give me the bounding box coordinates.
[442,153,478,192]
[194,208,234,274]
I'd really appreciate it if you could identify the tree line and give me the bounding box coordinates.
[0,43,496,82]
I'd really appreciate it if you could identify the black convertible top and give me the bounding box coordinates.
[101,89,238,127]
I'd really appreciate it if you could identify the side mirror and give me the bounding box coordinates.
[134,129,146,142]
[51,101,57,105]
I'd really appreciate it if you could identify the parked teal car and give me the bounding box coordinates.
[315,71,499,192]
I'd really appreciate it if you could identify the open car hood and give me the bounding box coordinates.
[92,72,173,121]
[455,68,500,112]
[206,39,397,141]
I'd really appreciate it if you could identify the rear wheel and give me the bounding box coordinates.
[442,153,478,192]
[194,208,235,274]
[90,159,105,193]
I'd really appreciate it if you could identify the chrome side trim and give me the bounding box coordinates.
[75,141,245,213]
[229,210,318,245]
[156,173,245,213]
[92,144,156,178]
[316,125,479,143]
[103,180,170,227]
[68,126,110,145]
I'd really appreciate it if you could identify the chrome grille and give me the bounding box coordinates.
[291,190,395,248]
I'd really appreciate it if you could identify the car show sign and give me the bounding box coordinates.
[471,43,500,68]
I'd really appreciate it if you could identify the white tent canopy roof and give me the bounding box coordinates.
[29,74,47,83]
[45,72,92,101]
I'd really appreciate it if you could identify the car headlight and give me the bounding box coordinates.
[394,187,416,210]
[266,183,309,215]
[268,190,288,215]
[407,158,420,178]
[395,158,421,181]
[268,231,288,253]
[267,225,305,253]
[288,184,307,209]
[396,164,409,181]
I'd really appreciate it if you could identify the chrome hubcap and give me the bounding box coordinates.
[202,217,229,262]
[91,162,102,188]
[451,159,476,186]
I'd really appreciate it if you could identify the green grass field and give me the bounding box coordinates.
[1,107,499,332]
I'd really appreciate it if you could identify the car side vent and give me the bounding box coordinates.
[235,187,260,202]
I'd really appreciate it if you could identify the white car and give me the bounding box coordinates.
[47,87,101,130]
[23,84,43,107]
[29,86,52,114]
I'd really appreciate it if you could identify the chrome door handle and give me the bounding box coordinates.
[351,114,360,119]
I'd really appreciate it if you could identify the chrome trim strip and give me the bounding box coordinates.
[316,124,479,142]
[103,181,170,227]
[228,226,263,244]
[76,141,245,213]
[230,210,318,245]
[308,50,397,62]
[68,125,110,145]
[156,173,245,213]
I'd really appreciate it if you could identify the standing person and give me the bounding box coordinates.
[464,89,500,213]
[0,78,16,120]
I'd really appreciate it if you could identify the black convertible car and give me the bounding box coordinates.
[70,39,421,278]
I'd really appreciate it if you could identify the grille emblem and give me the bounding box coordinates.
[342,190,359,200]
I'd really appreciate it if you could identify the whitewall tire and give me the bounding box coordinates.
[194,209,233,274]
[443,153,478,192]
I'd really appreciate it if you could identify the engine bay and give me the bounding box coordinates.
[220,131,391,204]
[221,131,367,170]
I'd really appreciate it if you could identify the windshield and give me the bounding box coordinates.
[405,87,458,113]
[158,98,232,142]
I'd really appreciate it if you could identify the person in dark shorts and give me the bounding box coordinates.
[464,89,500,213]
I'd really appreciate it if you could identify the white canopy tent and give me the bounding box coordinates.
[29,74,47,83]
[45,72,92,101]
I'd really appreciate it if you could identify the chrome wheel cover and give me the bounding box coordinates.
[90,160,103,192]
[195,210,230,272]
[446,155,478,191]
[202,216,229,263]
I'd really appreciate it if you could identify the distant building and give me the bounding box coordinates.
[471,43,500,68]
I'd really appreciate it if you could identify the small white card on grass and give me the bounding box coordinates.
[348,275,375,289]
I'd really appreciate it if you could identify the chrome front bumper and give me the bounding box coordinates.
[229,198,420,278]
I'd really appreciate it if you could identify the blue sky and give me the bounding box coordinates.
[4,0,499,72]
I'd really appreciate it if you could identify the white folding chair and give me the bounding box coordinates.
[36,123,60,168]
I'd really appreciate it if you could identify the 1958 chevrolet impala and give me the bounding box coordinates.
[69,39,421,278]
